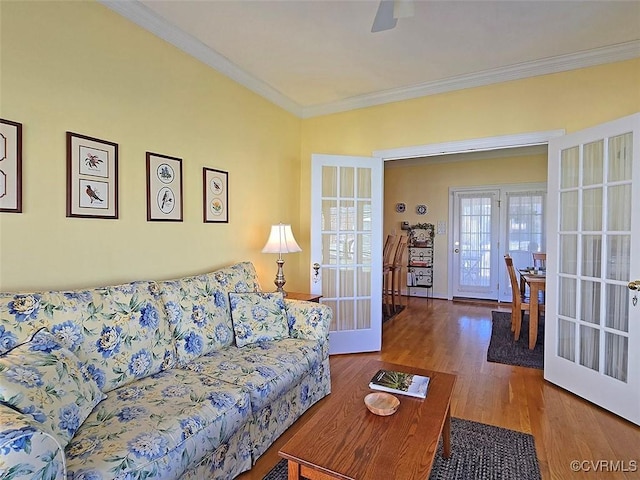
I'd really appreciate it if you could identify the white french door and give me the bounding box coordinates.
[452,190,500,300]
[545,113,640,425]
[311,154,383,354]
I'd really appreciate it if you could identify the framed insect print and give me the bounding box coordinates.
[146,152,183,222]
[203,167,228,223]
[0,119,23,213]
[66,132,118,219]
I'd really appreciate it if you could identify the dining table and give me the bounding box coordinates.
[519,269,546,349]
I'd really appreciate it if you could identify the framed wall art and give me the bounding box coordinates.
[66,132,118,219]
[0,119,23,213]
[146,152,183,221]
[203,167,228,223]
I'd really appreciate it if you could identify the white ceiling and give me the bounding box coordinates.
[102,0,640,118]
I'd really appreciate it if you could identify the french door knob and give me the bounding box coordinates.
[628,280,640,291]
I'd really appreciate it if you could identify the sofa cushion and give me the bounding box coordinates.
[229,292,289,347]
[0,282,176,393]
[65,368,252,479]
[184,339,319,412]
[210,261,262,294]
[0,329,105,447]
[158,273,235,366]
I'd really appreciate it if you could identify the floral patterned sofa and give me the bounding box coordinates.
[0,262,332,480]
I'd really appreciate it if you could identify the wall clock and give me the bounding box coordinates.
[416,204,428,215]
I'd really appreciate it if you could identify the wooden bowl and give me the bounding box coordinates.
[364,392,400,416]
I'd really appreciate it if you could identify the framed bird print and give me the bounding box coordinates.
[146,152,183,222]
[0,119,23,213]
[66,132,118,219]
[203,167,228,223]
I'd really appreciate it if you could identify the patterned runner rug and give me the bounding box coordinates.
[264,417,541,480]
[487,311,544,370]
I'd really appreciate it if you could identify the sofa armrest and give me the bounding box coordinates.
[285,300,332,344]
[0,404,66,480]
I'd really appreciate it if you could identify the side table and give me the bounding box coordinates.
[286,292,322,303]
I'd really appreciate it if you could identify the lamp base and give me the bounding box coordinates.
[273,258,288,297]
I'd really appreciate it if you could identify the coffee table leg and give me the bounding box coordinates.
[443,406,452,458]
[287,460,301,480]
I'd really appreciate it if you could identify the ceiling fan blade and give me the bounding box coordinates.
[371,0,397,33]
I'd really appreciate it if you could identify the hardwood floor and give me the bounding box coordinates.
[237,297,640,480]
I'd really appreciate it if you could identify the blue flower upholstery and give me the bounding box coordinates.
[0,282,176,393]
[187,339,314,412]
[159,273,235,365]
[64,369,252,480]
[0,403,66,480]
[229,292,289,347]
[0,263,332,479]
[0,329,105,448]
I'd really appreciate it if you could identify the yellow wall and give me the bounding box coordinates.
[0,1,303,291]
[298,59,640,289]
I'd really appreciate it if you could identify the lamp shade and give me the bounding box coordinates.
[261,224,302,254]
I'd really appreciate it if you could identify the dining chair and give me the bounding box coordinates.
[390,235,408,313]
[532,252,546,269]
[383,234,397,317]
[505,254,530,341]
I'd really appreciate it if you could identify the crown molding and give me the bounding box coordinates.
[100,1,639,120]
[98,0,304,117]
[303,40,640,118]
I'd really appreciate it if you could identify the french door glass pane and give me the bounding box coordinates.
[605,333,628,382]
[340,168,354,197]
[558,318,576,361]
[608,132,632,181]
[559,277,576,318]
[605,284,629,332]
[356,233,371,264]
[560,191,578,231]
[322,166,337,196]
[322,268,337,297]
[579,325,600,371]
[357,168,371,198]
[356,299,371,329]
[559,234,577,274]
[607,184,631,231]
[582,188,602,231]
[561,146,579,188]
[607,235,630,281]
[356,267,371,296]
[583,140,603,185]
[580,280,600,324]
[581,235,601,277]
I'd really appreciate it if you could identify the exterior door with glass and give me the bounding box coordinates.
[452,190,500,300]
[311,154,383,354]
[545,113,640,425]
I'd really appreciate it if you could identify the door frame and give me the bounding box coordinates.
[374,130,565,300]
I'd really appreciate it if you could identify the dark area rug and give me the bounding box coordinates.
[383,305,405,323]
[487,311,544,369]
[263,418,541,480]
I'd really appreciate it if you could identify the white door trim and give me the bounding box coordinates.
[373,130,565,161]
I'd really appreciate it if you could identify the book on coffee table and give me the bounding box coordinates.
[369,369,430,399]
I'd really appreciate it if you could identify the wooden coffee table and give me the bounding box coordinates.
[279,358,456,479]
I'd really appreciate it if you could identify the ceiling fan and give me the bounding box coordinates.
[371,0,415,33]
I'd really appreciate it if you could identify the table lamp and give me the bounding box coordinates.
[261,223,302,296]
